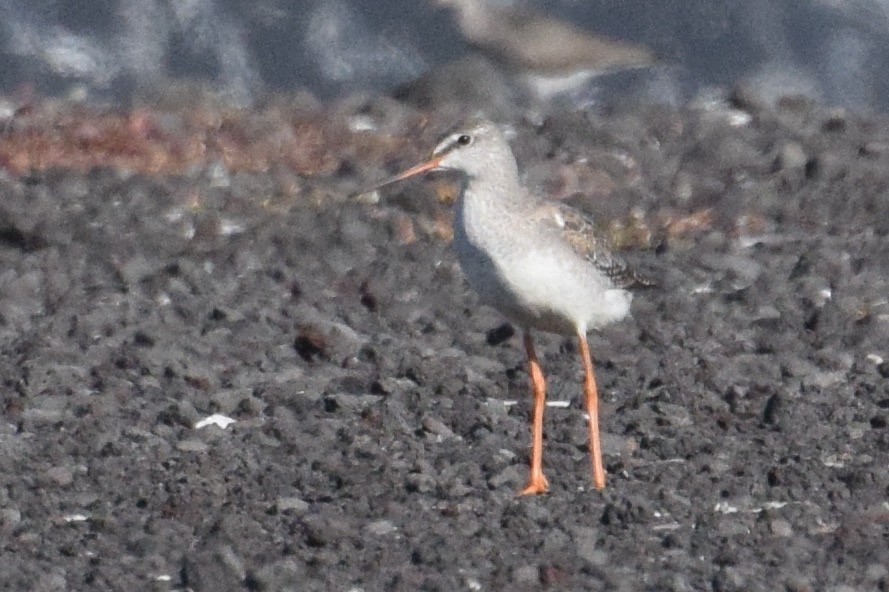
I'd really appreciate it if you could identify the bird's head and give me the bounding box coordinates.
[358,118,517,195]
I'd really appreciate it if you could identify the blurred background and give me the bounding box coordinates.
[1,0,889,111]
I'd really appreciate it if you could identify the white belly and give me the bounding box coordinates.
[454,216,630,335]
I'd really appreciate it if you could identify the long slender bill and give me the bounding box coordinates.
[351,155,444,198]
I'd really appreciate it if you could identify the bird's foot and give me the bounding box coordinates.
[518,474,550,496]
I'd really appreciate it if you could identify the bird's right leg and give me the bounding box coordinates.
[519,331,550,495]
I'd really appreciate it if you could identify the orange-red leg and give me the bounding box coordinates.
[519,331,549,495]
[577,332,606,490]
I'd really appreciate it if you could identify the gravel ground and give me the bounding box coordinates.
[1,94,888,592]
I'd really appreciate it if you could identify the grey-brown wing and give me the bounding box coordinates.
[500,10,656,72]
[533,202,656,289]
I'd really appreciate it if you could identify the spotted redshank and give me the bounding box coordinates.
[436,0,657,100]
[360,118,652,494]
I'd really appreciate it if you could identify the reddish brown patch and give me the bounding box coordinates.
[662,208,714,239]
[0,98,413,180]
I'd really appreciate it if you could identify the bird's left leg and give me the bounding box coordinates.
[577,332,606,490]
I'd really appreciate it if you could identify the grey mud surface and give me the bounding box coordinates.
[1,98,889,591]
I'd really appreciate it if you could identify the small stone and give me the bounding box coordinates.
[118,255,157,287]
[512,565,539,585]
[0,508,21,528]
[770,519,792,537]
[775,141,807,171]
[246,559,305,590]
[422,416,458,440]
[715,517,750,537]
[715,136,760,170]
[391,212,416,245]
[176,439,209,453]
[292,313,368,362]
[211,388,251,413]
[480,399,509,426]
[574,526,606,566]
[366,520,397,536]
[801,370,846,390]
[713,567,746,592]
[34,573,66,591]
[659,575,694,592]
[783,577,813,592]
[405,472,436,493]
[20,408,65,428]
[373,376,417,396]
[325,394,382,412]
[859,141,889,156]
[541,528,570,554]
[46,466,74,487]
[488,464,523,488]
[274,497,309,515]
[866,563,889,582]
[653,403,693,426]
[523,504,551,523]
[183,545,246,589]
[752,305,781,324]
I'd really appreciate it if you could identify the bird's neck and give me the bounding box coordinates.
[457,165,526,232]
[468,154,523,199]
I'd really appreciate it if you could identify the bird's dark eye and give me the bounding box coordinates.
[457,134,472,146]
